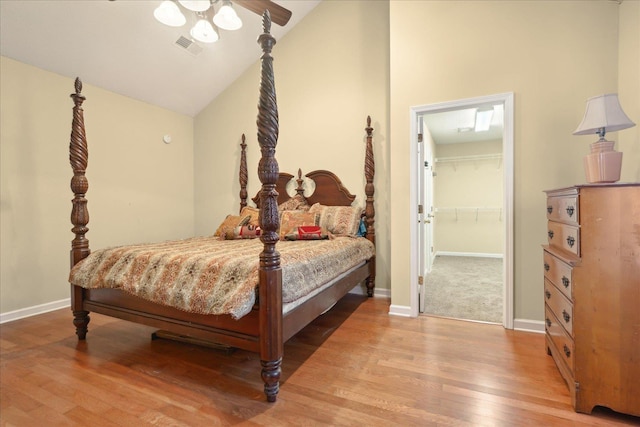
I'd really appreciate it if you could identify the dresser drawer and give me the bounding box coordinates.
[545,306,575,376]
[543,250,573,300]
[547,221,580,256]
[547,195,579,225]
[544,278,573,336]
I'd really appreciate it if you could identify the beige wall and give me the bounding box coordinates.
[193,1,391,292]
[390,0,639,320]
[618,0,640,180]
[0,57,194,314]
[434,140,503,255]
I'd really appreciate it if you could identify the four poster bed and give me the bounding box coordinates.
[67,12,376,402]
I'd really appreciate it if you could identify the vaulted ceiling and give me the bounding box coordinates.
[0,0,320,117]
[2,0,506,144]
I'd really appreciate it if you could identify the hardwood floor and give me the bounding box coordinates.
[2,294,638,426]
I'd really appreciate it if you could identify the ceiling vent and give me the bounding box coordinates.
[175,36,203,56]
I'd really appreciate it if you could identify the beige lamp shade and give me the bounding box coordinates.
[573,93,635,137]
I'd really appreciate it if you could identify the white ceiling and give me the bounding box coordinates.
[0,0,320,117]
[422,105,505,145]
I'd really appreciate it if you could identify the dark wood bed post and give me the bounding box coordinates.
[239,134,248,213]
[69,77,91,338]
[256,11,283,403]
[364,116,376,297]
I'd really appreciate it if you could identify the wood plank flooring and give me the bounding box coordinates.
[2,294,639,426]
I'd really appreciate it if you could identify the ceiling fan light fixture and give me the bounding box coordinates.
[154,1,187,27]
[190,18,219,43]
[178,0,211,12]
[213,1,243,31]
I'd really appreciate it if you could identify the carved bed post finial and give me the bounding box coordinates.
[256,10,283,403]
[239,134,248,213]
[295,168,305,197]
[364,115,376,297]
[69,77,91,338]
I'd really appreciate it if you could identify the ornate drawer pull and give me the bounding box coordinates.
[562,310,571,323]
[548,230,554,239]
[562,276,570,288]
[546,318,551,327]
[547,206,553,214]
[544,263,550,272]
[563,344,571,358]
[545,290,551,299]
[566,236,575,247]
[566,206,574,217]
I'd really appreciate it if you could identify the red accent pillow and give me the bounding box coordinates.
[284,225,328,241]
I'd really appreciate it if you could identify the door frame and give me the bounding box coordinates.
[409,92,514,328]
[417,116,434,313]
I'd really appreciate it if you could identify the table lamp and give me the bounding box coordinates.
[573,93,636,183]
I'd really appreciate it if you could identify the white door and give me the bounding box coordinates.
[417,116,434,313]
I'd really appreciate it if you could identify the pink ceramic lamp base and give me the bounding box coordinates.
[583,140,622,183]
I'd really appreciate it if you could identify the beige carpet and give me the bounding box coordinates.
[423,255,502,323]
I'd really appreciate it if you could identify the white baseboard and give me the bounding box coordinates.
[513,318,545,333]
[388,304,412,317]
[0,298,70,324]
[435,251,503,259]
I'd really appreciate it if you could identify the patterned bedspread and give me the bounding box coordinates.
[69,236,375,319]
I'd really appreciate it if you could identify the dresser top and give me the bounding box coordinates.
[545,182,639,195]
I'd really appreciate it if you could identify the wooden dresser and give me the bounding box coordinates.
[543,184,640,416]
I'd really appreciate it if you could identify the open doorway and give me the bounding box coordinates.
[410,93,514,328]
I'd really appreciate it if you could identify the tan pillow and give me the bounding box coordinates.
[308,203,361,236]
[214,215,251,237]
[278,194,310,212]
[240,206,260,226]
[279,210,318,239]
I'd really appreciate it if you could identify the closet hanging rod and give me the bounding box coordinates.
[435,207,502,212]
[435,153,502,163]
[434,207,503,222]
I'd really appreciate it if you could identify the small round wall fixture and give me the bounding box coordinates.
[163,135,172,144]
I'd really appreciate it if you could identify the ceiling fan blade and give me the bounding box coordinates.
[233,0,292,27]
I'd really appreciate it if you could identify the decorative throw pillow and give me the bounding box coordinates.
[279,210,318,239]
[240,206,260,226]
[308,203,361,236]
[214,215,251,237]
[278,194,310,212]
[284,225,328,241]
[225,224,261,240]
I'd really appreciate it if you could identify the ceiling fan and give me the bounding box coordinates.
[153,0,291,27]
[232,0,292,26]
[151,0,292,44]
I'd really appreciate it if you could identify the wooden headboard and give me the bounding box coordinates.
[247,168,356,209]
[239,115,374,213]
